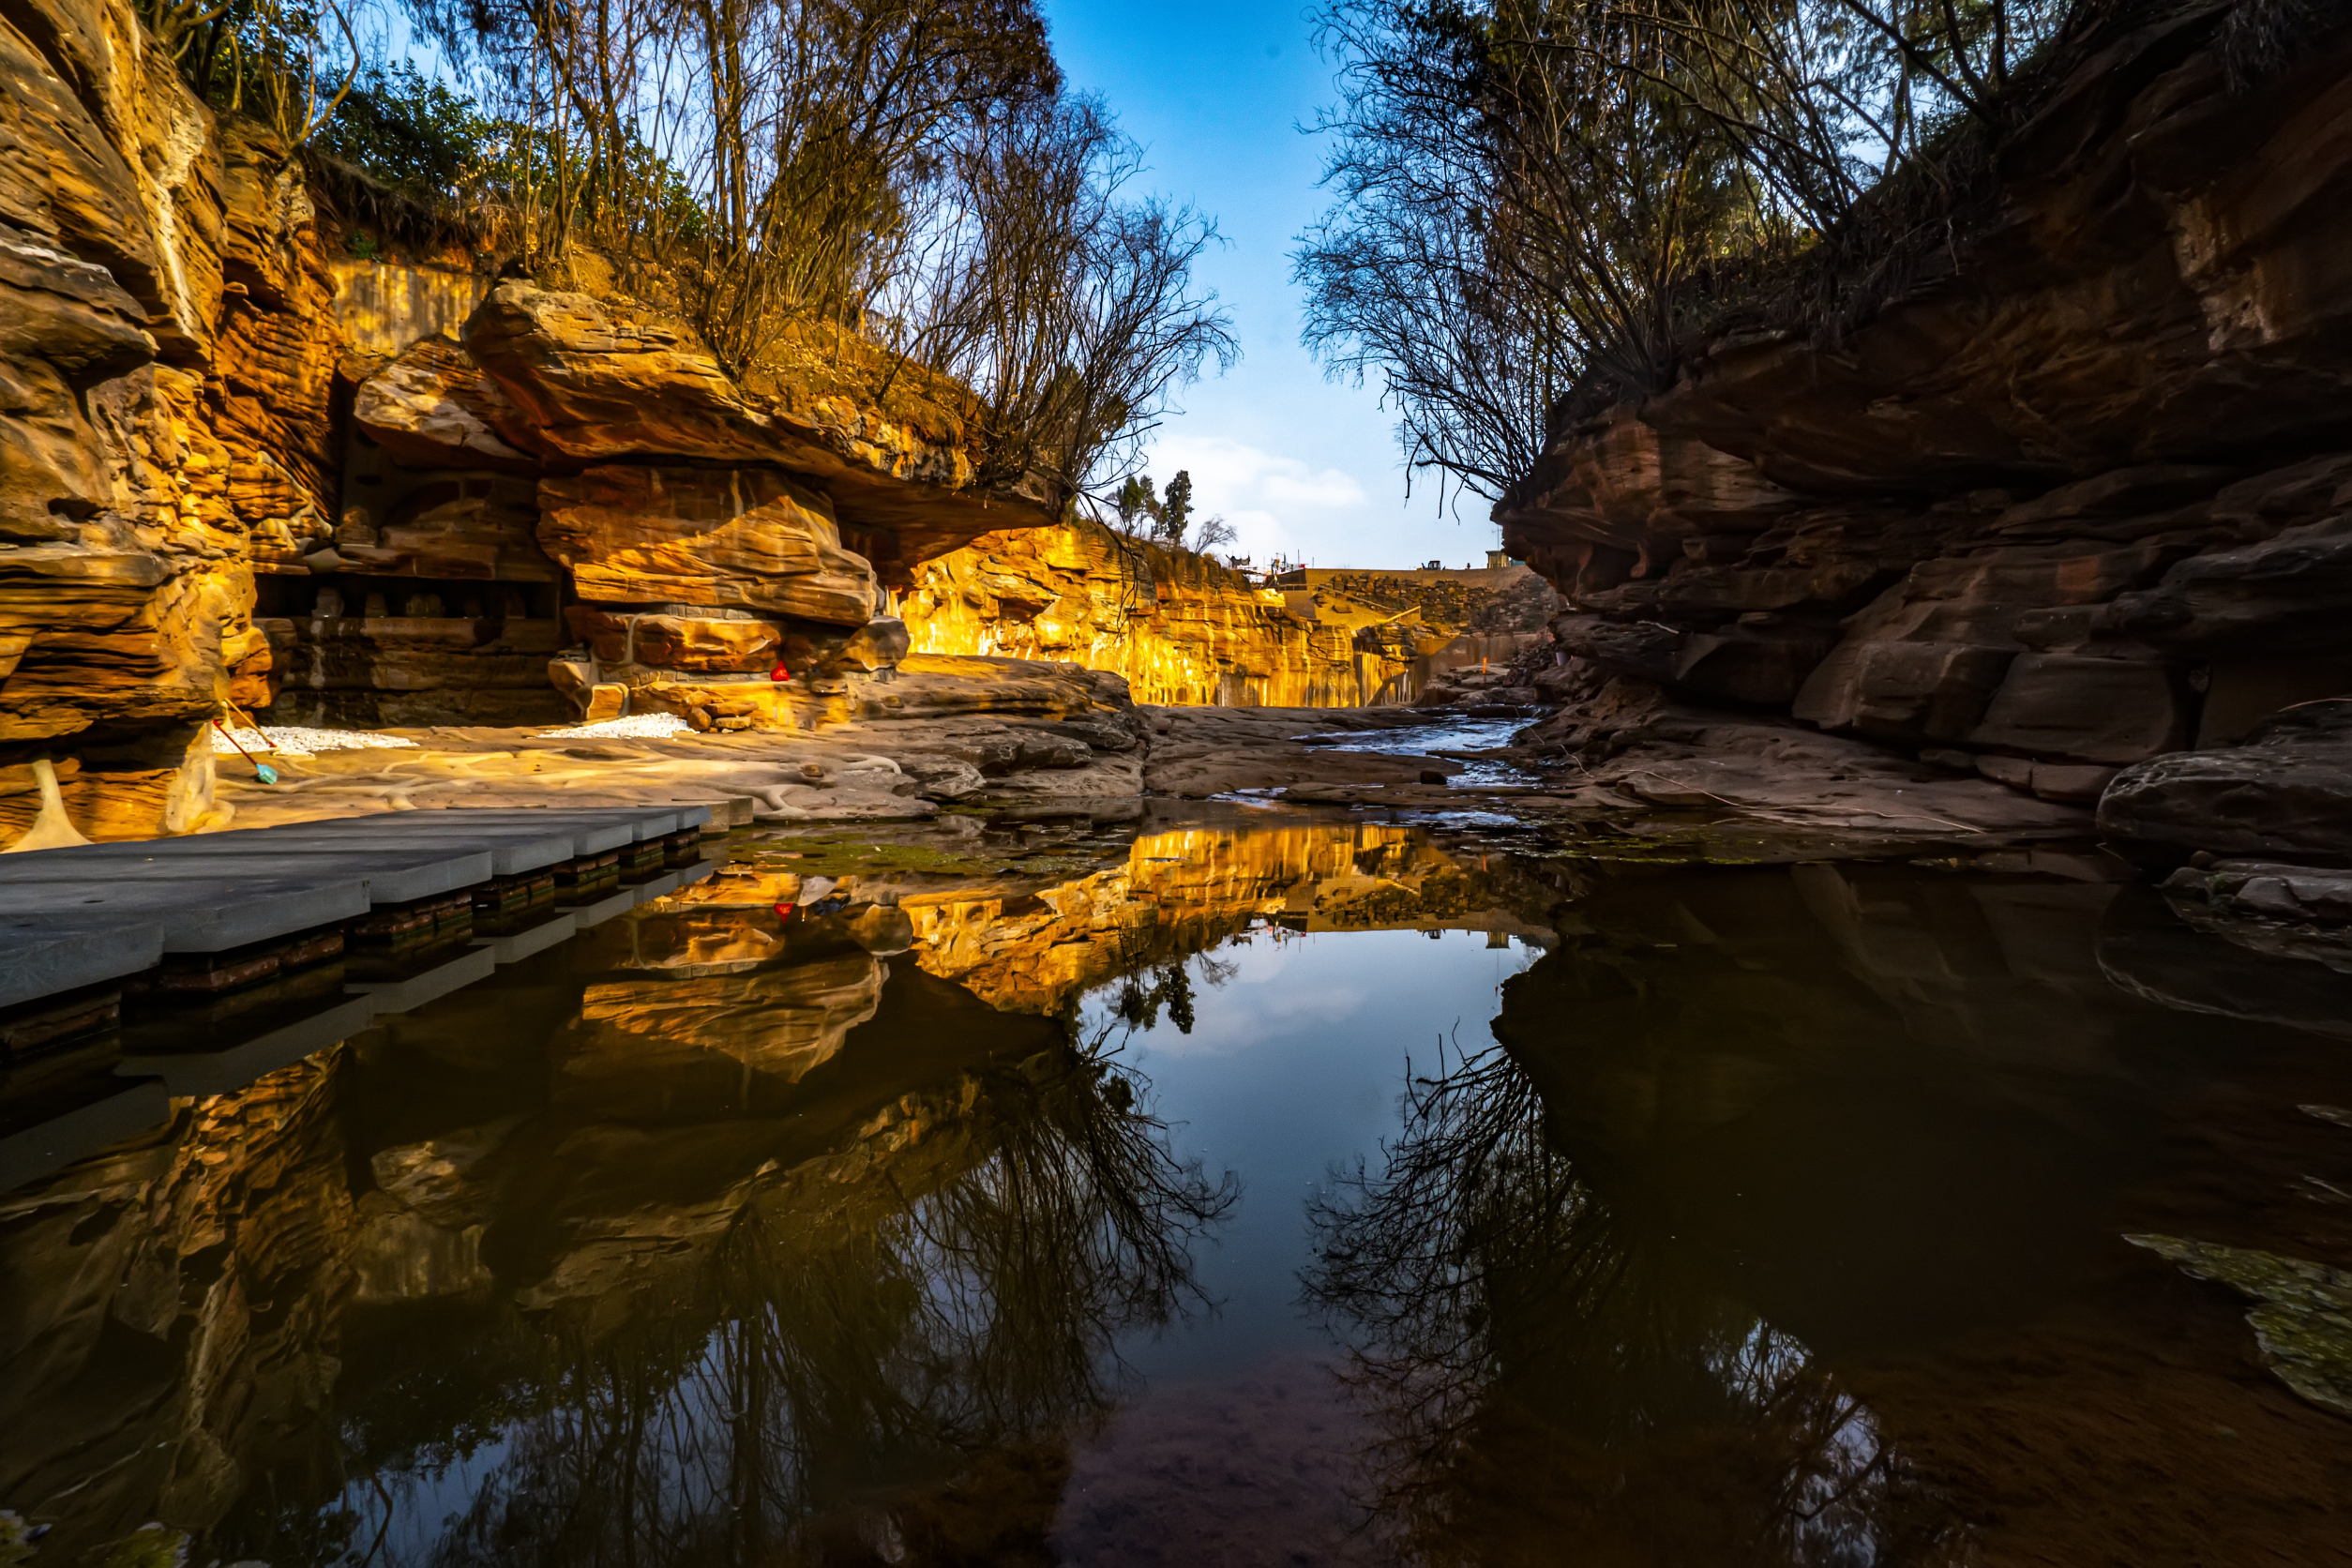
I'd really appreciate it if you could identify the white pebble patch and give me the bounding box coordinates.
[211,726,420,757]
[539,714,695,739]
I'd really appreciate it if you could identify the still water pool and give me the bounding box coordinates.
[3,816,2348,1565]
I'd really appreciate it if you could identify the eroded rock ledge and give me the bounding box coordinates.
[1497,7,2352,882]
[5,0,1520,849]
[0,0,1081,845]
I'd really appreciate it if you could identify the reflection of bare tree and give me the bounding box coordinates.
[1304,1043,1968,1567]
[219,1048,1232,1567]
[1099,940,1243,1037]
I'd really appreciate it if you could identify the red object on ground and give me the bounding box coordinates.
[770,660,791,683]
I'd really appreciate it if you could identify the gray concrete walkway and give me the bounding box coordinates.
[0,806,721,1189]
[0,805,708,1009]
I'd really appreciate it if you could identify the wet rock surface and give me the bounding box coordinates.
[2102,701,2352,862]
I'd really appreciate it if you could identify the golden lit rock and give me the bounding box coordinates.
[538,464,882,626]
[565,606,784,673]
[352,334,546,472]
[903,522,1549,708]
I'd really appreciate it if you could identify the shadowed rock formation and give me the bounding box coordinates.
[1497,9,2352,868]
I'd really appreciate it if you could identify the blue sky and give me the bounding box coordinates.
[1042,0,1503,569]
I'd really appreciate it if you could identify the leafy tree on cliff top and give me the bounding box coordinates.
[312,60,501,197]
[1115,473,1160,533]
[1153,470,1195,548]
[1108,471,1234,557]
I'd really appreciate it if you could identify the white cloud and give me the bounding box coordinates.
[1128,415,1498,568]
[1137,433,1371,563]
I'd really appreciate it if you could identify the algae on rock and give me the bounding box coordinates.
[2128,1234,2352,1418]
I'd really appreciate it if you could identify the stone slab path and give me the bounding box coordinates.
[0,806,719,1190]
[0,805,705,1009]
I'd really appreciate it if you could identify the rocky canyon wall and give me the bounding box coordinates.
[0,0,1070,845]
[285,264,1064,737]
[1498,6,2352,860]
[902,521,1555,707]
[3,3,299,843]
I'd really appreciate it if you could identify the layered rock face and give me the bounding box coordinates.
[1499,12,2352,853]
[1,8,297,841]
[903,522,1553,706]
[0,0,1068,841]
[311,282,1054,733]
[903,522,1396,704]
[536,462,886,726]
[1,0,570,809]
[462,282,1057,567]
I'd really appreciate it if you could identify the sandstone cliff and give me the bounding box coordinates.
[301,278,1065,733]
[0,0,1074,844]
[2,13,294,842]
[901,520,1554,707]
[1497,7,2352,867]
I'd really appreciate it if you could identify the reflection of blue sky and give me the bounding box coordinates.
[1090,927,1538,1378]
[1044,1,1506,569]
[327,1432,514,1564]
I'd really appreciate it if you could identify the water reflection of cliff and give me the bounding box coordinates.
[0,875,1238,1565]
[1326,862,2352,1565]
[1497,865,2179,1350]
[895,820,1556,1016]
[1306,1041,1966,1567]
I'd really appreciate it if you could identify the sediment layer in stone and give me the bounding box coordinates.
[903,521,1553,708]
[0,0,1089,844]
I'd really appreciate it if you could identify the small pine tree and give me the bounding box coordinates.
[1155,471,1193,549]
[1114,473,1159,535]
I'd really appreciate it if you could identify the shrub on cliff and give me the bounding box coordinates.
[311,61,498,199]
